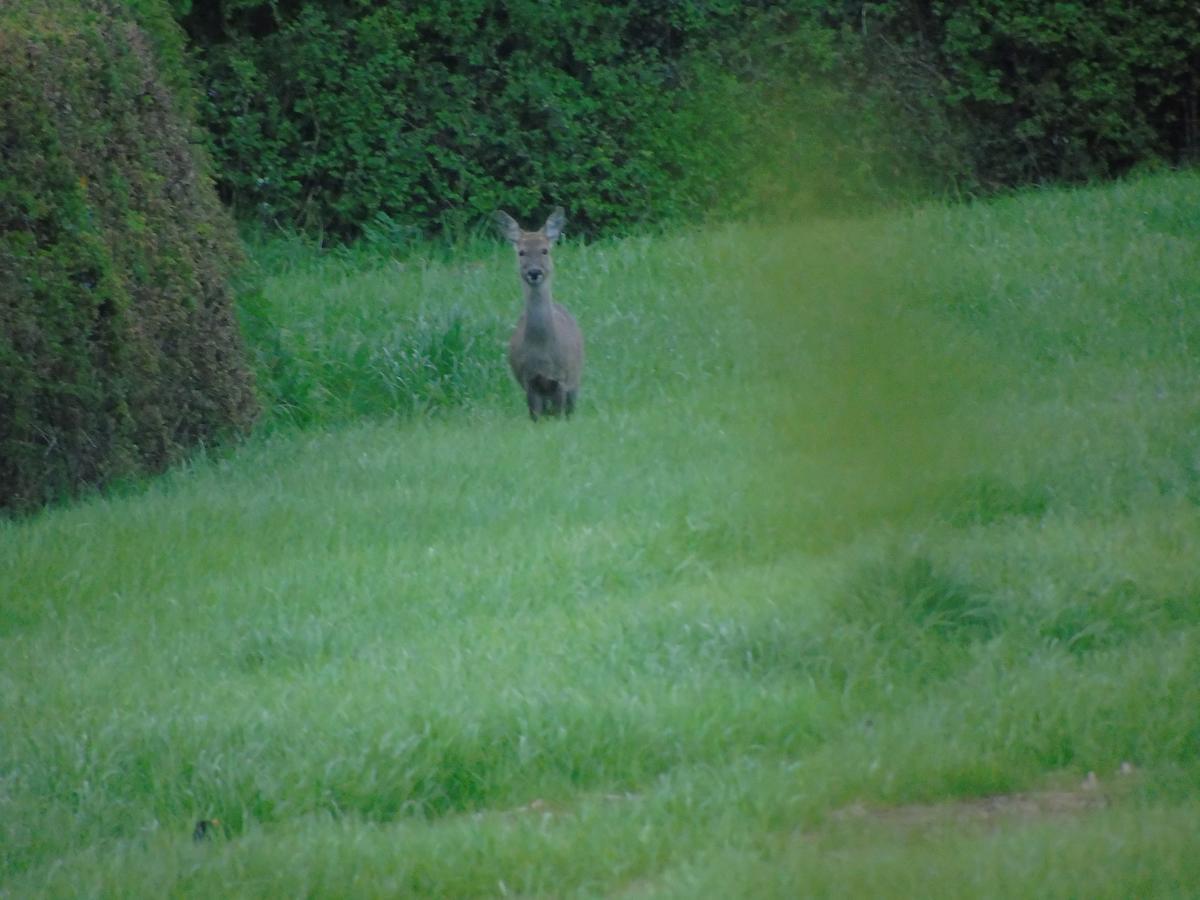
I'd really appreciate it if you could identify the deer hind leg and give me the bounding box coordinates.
[529,375,565,420]
[550,381,570,417]
[526,387,544,421]
[564,389,577,418]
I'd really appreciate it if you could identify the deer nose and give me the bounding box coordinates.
[525,268,543,283]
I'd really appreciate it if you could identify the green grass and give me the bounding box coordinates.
[4,171,1200,897]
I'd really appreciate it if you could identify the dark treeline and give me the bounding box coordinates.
[176,0,1200,240]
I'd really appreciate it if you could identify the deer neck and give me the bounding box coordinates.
[523,279,556,340]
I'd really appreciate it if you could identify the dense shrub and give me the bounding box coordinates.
[180,0,754,239]
[818,0,1200,189]
[0,0,258,512]
[181,1,1199,239]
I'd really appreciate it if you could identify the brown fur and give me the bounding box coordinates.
[494,207,584,420]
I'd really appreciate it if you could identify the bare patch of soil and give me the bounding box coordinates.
[830,765,1135,829]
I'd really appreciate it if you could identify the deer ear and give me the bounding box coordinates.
[493,210,522,243]
[544,207,565,242]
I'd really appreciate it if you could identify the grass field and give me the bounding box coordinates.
[3,171,1200,897]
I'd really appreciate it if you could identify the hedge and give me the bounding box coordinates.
[179,0,752,239]
[837,0,1200,188]
[179,1,1200,240]
[0,0,258,512]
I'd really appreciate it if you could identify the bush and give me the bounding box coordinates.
[828,0,1200,189]
[181,0,751,240]
[0,0,258,512]
[180,2,1199,239]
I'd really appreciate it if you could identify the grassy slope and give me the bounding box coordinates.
[3,172,1200,897]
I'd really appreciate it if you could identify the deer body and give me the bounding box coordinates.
[495,207,584,420]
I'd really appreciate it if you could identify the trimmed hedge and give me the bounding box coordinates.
[0,0,258,512]
[181,0,749,239]
[180,1,1199,240]
[836,0,1200,189]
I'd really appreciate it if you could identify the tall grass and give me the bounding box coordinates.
[3,171,1199,896]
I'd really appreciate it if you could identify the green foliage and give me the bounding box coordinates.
[182,1,745,239]
[0,0,258,512]
[238,279,506,429]
[116,0,197,112]
[232,231,520,428]
[829,0,1200,188]
[180,0,945,237]
[178,2,1200,238]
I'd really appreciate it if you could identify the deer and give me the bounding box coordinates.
[494,207,584,421]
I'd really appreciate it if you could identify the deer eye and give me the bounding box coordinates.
[541,248,548,255]
[518,250,525,256]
